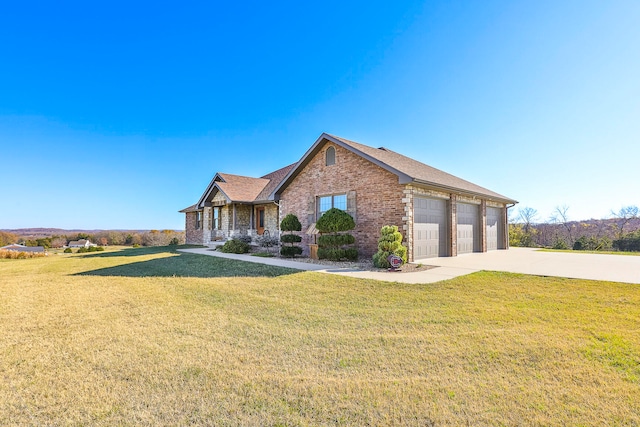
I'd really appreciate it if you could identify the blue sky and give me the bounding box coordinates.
[1,1,639,230]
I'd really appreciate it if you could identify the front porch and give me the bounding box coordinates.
[202,202,279,246]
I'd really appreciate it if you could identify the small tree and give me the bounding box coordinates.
[372,225,407,268]
[316,208,357,261]
[280,213,303,257]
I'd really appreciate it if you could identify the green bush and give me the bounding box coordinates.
[280,246,303,257]
[281,213,302,232]
[372,225,407,268]
[63,248,72,253]
[316,208,357,261]
[96,246,105,251]
[280,213,302,258]
[77,247,88,253]
[317,247,358,261]
[572,235,612,251]
[316,208,355,234]
[281,234,302,244]
[169,237,180,245]
[613,232,640,252]
[551,238,569,250]
[317,234,355,247]
[218,239,250,254]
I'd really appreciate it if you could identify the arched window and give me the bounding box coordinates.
[325,146,336,166]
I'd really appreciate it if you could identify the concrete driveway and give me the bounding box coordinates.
[179,247,640,285]
[422,247,640,284]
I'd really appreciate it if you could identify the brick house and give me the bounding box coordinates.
[181,133,517,261]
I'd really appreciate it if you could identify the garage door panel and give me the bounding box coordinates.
[414,197,447,259]
[486,207,502,251]
[457,202,478,254]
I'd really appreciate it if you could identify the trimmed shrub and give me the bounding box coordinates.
[219,239,250,254]
[77,247,88,253]
[316,208,355,234]
[169,237,180,245]
[63,248,72,253]
[372,225,407,268]
[281,234,302,244]
[316,208,357,261]
[280,213,302,258]
[317,234,355,247]
[280,213,302,232]
[317,247,358,261]
[280,246,303,257]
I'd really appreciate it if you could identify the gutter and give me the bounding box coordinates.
[412,179,518,205]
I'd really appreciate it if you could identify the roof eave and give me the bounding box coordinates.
[412,179,518,204]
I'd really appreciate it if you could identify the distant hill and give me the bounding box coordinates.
[1,228,153,238]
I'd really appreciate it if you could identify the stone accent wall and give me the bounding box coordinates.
[235,205,251,234]
[279,143,406,258]
[263,204,280,237]
[480,199,487,252]
[185,211,205,245]
[448,194,458,257]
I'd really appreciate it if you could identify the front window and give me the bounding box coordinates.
[318,193,347,218]
[212,207,221,230]
[195,211,202,229]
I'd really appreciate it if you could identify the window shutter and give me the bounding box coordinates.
[347,190,357,222]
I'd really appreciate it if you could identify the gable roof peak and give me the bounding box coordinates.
[272,133,516,203]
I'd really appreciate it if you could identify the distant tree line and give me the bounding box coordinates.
[0,230,185,248]
[509,205,640,252]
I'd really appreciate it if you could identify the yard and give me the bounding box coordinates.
[1,246,639,425]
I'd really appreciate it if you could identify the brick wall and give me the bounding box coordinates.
[279,143,406,258]
[185,211,205,245]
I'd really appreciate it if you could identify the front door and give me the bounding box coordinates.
[256,207,265,235]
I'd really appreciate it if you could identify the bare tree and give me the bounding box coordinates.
[611,206,639,239]
[518,207,538,229]
[549,205,575,247]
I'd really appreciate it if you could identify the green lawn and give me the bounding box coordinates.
[1,246,639,425]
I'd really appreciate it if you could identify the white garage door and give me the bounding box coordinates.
[414,197,447,259]
[457,203,478,254]
[486,207,502,251]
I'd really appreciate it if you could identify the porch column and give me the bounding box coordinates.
[249,206,254,235]
[232,204,237,234]
[202,207,211,244]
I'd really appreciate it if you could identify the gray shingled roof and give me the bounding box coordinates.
[272,133,516,203]
[179,204,200,213]
[183,163,297,213]
[1,244,45,253]
[255,163,296,201]
[216,173,270,202]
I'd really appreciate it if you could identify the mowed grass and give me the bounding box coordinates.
[1,247,639,426]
